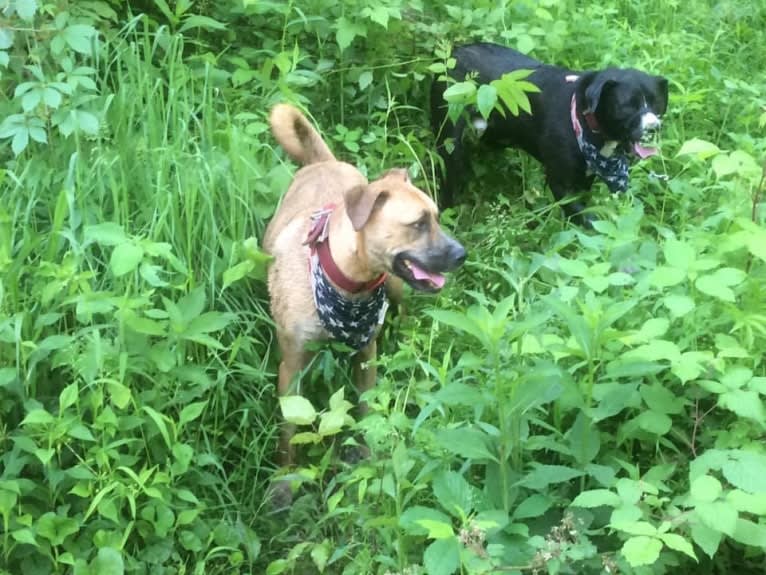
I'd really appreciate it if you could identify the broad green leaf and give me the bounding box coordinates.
[107,381,132,409]
[59,382,78,411]
[690,475,722,503]
[399,506,453,536]
[310,541,330,573]
[110,243,144,276]
[571,489,621,508]
[179,401,207,428]
[610,504,643,525]
[611,521,658,536]
[423,537,460,575]
[732,518,766,547]
[279,396,316,425]
[695,501,737,536]
[22,409,55,426]
[92,547,124,575]
[62,25,98,55]
[640,383,683,415]
[720,367,753,390]
[442,81,476,104]
[335,17,366,52]
[623,339,680,363]
[476,84,497,119]
[289,431,321,445]
[36,512,80,546]
[718,389,765,425]
[16,0,38,22]
[222,260,255,289]
[318,409,346,436]
[675,137,720,159]
[11,528,37,546]
[635,410,672,435]
[84,223,126,246]
[433,471,473,519]
[178,15,226,32]
[616,479,643,505]
[695,273,736,302]
[358,70,373,91]
[650,265,686,288]
[417,519,454,540]
[690,521,721,558]
[721,452,766,493]
[726,490,766,515]
[566,412,600,465]
[184,311,236,336]
[660,533,697,560]
[513,494,552,519]
[664,238,696,269]
[435,427,497,462]
[520,465,584,489]
[621,535,662,567]
[669,293,701,321]
[142,406,173,449]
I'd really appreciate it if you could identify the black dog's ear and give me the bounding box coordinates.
[584,73,617,113]
[654,75,669,115]
[344,185,389,231]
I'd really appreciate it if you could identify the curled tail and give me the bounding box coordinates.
[269,104,335,166]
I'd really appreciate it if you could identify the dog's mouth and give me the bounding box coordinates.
[631,139,658,159]
[392,254,446,292]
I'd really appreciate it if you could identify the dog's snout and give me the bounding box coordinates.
[445,237,467,270]
[450,241,467,267]
[640,111,661,132]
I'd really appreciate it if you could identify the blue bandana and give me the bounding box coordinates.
[570,95,629,194]
[306,207,389,352]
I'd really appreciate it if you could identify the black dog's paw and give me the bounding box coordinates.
[267,479,293,512]
[341,439,371,464]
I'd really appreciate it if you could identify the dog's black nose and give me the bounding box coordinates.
[450,241,467,268]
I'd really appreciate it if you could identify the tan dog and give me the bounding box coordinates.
[265,104,466,471]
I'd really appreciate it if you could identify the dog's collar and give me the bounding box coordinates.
[570,94,630,194]
[304,204,387,294]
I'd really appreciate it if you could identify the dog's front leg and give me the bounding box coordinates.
[344,340,377,463]
[352,339,377,416]
[277,342,312,467]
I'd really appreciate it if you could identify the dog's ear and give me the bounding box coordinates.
[654,75,669,115]
[344,185,389,231]
[584,73,617,113]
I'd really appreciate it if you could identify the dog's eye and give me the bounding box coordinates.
[410,218,429,232]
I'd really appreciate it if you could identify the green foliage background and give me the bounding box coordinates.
[1,1,765,574]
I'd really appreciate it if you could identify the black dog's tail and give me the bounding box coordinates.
[269,104,335,166]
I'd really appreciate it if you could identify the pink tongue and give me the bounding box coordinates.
[633,142,658,159]
[410,262,446,288]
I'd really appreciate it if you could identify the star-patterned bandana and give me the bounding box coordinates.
[570,95,629,194]
[306,207,389,352]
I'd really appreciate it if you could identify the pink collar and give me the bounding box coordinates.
[304,204,387,294]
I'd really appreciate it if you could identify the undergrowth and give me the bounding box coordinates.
[1,1,765,574]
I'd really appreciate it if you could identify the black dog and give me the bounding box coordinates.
[431,42,669,221]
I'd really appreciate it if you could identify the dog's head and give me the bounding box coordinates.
[580,68,669,158]
[343,169,466,292]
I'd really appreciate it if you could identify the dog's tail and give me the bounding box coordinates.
[269,104,335,166]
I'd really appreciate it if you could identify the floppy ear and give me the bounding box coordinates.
[584,73,617,113]
[344,185,389,231]
[654,75,669,115]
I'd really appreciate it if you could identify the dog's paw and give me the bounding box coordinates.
[267,479,293,512]
[341,442,371,465]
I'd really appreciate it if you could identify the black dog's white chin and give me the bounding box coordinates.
[392,254,446,293]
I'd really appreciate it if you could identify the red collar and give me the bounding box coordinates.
[304,204,387,294]
[565,74,601,133]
